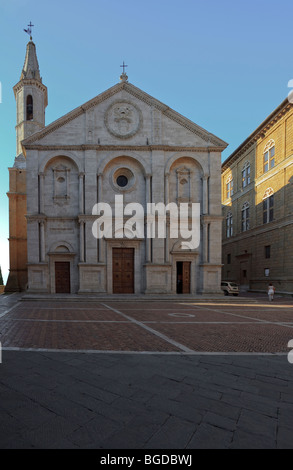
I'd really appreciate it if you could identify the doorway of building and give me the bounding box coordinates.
[240,260,249,290]
[55,261,71,293]
[177,261,191,294]
[112,248,134,294]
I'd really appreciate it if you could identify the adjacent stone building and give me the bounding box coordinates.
[6,39,228,295]
[222,97,293,293]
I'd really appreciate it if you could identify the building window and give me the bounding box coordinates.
[26,95,33,121]
[241,202,250,232]
[226,176,234,199]
[227,254,231,265]
[264,140,275,173]
[265,268,270,277]
[242,162,251,188]
[226,212,233,238]
[263,188,274,224]
[265,245,271,259]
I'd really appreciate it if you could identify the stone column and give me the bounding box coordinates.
[39,173,44,213]
[203,221,209,264]
[165,173,170,205]
[98,173,103,202]
[202,175,209,215]
[40,221,45,262]
[80,221,85,263]
[79,173,85,214]
[145,175,151,263]
[97,174,105,263]
[165,220,170,263]
[165,173,170,263]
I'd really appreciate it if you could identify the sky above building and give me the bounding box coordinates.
[0,0,292,283]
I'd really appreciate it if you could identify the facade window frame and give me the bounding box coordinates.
[263,140,275,174]
[242,162,251,188]
[263,188,274,224]
[226,176,234,199]
[241,202,250,232]
[265,245,271,259]
[226,212,233,238]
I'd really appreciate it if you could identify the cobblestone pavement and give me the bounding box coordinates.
[0,293,293,449]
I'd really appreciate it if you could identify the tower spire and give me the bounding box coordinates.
[20,39,42,81]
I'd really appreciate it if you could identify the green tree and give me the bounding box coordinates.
[0,266,4,286]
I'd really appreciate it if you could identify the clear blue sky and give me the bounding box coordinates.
[0,0,292,283]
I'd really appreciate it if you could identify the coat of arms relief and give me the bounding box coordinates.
[105,101,142,139]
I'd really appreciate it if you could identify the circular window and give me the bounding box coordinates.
[112,167,135,192]
[116,175,128,187]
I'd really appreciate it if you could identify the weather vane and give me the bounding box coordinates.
[24,21,34,40]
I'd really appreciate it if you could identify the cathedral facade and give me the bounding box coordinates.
[6,40,227,295]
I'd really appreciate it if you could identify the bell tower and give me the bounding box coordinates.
[5,35,47,292]
[14,38,48,157]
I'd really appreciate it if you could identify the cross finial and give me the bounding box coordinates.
[120,61,128,74]
[120,61,128,82]
[24,21,34,40]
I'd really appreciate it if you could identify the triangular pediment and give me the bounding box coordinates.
[22,81,228,150]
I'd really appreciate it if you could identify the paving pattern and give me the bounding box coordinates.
[1,297,293,353]
[1,294,293,449]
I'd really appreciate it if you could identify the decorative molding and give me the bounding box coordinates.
[13,78,48,100]
[23,144,223,153]
[222,214,293,246]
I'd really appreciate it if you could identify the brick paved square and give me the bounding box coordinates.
[1,295,293,449]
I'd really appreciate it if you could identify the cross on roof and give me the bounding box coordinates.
[120,61,128,75]
[24,21,34,39]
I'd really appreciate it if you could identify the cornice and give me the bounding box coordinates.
[23,144,223,153]
[13,79,48,106]
[222,213,293,246]
[201,215,224,223]
[222,99,292,173]
[13,78,47,94]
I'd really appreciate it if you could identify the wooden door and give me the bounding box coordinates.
[113,248,134,294]
[55,262,71,293]
[182,262,191,294]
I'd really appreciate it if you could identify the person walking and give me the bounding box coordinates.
[268,283,275,302]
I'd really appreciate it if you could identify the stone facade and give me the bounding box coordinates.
[7,40,228,295]
[222,98,293,293]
